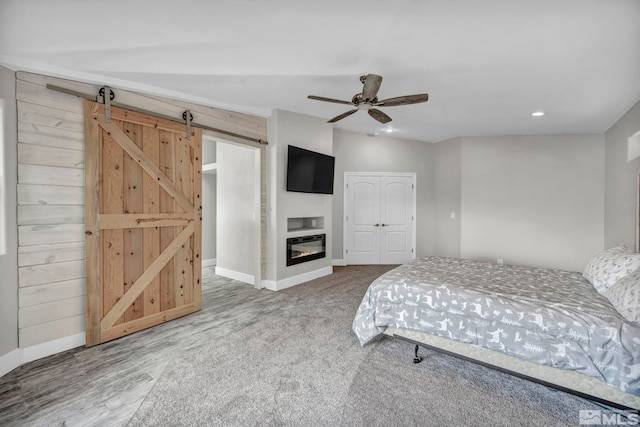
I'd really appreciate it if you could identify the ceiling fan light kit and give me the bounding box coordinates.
[308,73,429,124]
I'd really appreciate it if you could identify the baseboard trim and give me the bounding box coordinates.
[202,258,217,268]
[23,333,85,364]
[215,266,254,285]
[0,348,22,377]
[0,332,85,378]
[332,259,347,266]
[261,266,333,291]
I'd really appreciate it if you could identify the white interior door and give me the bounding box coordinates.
[345,173,415,265]
[346,175,381,264]
[380,176,414,264]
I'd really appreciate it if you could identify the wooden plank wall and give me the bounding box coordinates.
[16,72,268,348]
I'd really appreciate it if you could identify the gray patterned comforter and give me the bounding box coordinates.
[352,256,640,395]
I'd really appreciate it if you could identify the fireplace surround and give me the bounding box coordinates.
[286,234,326,266]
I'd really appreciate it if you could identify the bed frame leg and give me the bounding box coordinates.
[413,344,423,363]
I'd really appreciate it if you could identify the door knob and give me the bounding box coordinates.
[381,224,389,227]
[374,223,380,227]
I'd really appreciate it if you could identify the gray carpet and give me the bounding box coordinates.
[129,265,602,426]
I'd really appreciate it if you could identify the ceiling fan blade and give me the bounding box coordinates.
[328,109,358,123]
[362,74,383,101]
[375,93,429,107]
[308,95,353,105]
[368,109,392,124]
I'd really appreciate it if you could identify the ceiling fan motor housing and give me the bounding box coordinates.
[352,94,378,109]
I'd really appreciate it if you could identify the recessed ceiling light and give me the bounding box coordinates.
[531,111,545,117]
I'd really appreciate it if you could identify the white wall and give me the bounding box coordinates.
[460,134,605,271]
[604,99,640,250]
[0,65,18,359]
[202,173,216,262]
[201,139,216,262]
[332,128,435,260]
[266,109,333,283]
[216,141,258,280]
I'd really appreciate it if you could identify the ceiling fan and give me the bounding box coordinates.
[307,74,429,124]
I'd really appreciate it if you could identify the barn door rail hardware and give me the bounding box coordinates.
[45,83,268,145]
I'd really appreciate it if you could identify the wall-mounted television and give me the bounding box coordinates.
[286,145,335,194]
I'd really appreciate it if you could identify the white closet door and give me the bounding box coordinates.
[346,175,381,264]
[380,176,413,264]
[346,173,415,265]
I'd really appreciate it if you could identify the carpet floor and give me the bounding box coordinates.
[129,265,602,426]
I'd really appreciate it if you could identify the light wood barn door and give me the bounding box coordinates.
[84,100,202,346]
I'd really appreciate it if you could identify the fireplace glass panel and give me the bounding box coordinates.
[286,234,326,266]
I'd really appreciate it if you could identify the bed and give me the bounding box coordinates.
[352,253,640,410]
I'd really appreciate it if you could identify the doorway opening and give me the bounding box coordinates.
[202,135,261,289]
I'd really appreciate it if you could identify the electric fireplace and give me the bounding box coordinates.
[286,234,326,266]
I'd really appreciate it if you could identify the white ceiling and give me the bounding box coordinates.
[1,0,639,142]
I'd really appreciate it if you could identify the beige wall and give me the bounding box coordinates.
[332,128,435,259]
[0,65,18,358]
[460,134,605,271]
[334,131,606,272]
[604,99,640,250]
[432,137,462,258]
[267,109,333,281]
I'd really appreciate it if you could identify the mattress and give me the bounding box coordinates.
[352,256,640,396]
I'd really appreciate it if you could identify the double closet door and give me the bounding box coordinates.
[345,173,415,265]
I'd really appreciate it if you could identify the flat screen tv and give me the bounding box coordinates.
[286,145,335,194]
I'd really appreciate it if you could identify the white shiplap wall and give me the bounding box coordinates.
[17,75,86,347]
[15,71,267,349]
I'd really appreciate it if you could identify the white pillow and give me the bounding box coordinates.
[582,244,640,293]
[603,268,640,324]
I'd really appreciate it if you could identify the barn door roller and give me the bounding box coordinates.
[97,86,115,122]
[183,110,193,140]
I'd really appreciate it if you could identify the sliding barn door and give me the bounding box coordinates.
[84,100,202,346]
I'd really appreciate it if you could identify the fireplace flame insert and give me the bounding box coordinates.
[286,234,326,266]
